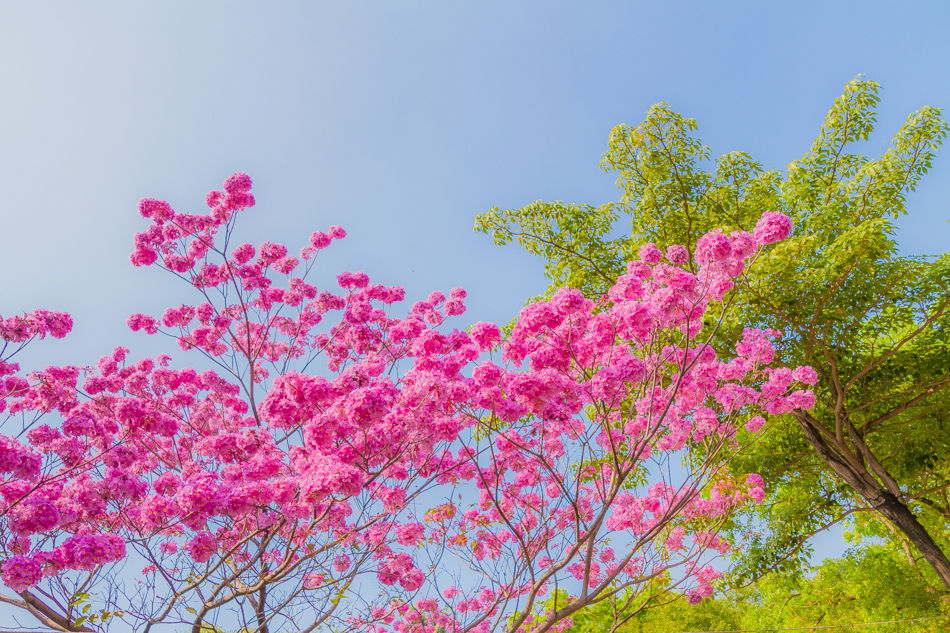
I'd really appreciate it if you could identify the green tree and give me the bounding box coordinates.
[475,78,950,597]
[589,544,948,633]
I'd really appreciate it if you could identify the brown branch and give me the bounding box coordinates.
[917,496,950,520]
[844,296,950,390]
[858,376,950,435]
[506,230,615,285]
[14,591,94,633]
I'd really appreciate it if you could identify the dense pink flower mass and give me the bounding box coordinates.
[0,177,809,633]
[753,211,793,245]
[0,309,72,343]
[0,555,41,592]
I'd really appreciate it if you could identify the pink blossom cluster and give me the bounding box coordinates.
[0,310,73,414]
[0,309,73,343]
[685,563,723,604]
[0,554,41,592]
[0,532,125,589]
[0,435,41,479]
[132,172,255,269]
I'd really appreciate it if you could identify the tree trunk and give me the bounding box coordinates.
[792,409,950,591]
[256,584,269,633]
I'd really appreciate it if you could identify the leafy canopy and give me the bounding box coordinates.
[476,77,950,595]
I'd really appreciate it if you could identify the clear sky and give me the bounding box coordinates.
[2,1,949,565]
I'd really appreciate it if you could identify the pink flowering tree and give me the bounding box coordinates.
[0,174,813,633]
[366,214,817,633]
[1,174,486,633]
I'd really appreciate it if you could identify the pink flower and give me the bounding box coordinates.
[153,472,182,495]
[666,244,689,265]
[1,555,42,592]
[130,247,159,267]
[472,361,503,387]
[16,310,73,339]
[62,534,126,571]
[749,486,765,503]
[731,231,757,259]
[753,211,792,245]
[638,243,663,264]
[792,365,818,385]
[470,322,501,351]
[627,260,652,280]
[334,554,351,572]
[400,568,424,591]
[687,581,715,604]
[0,436,41,480]
[746,474,765,503]
[310,231,331,249]
[329,225,347,239]
[258,241,288,266]
[763,397,793,415]
[138,198,174,223]
[304,573,326,588]
[223,172,253,194]
[231,243,256,264]
[273,256,299,274]
[695,231,732,264]
[395,522,425,546]
[789,389,816,410]
[439,287,466,314]
[164,254,194,273]
[666,527,686,552]
[376,553,414,587]
[351,271,370,288]
[337,271,370,289]
[736,328,776,364]
[184,532,217,564]
[7,498,59,536]
[744,415,765,433]
[375,486,407,513]
[550,287,588,316]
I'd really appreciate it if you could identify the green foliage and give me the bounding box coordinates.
[517,579,673,633]
[609,545,949,633]
[475,76,950,611]
[722,81,950,587]
[475,199,625,303]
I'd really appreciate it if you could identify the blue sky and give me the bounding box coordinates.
[2,1,949,565]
